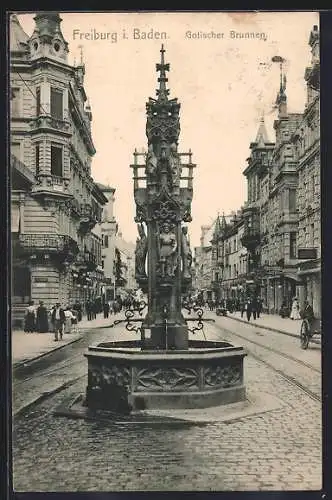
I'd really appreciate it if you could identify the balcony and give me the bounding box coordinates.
[32,174,71,198]
[30,115,72,136]
[241,228,260,251]
[78,203,98,233]
[76,250,98,271]
[17,233,79,262]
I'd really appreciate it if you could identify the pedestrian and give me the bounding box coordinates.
[302,300,314,324]
[290,297,301,320]
[256,297,262,319]
[251,296,258,320]
[246,298,252,322]
[86,300,92,321]
[51,302,65,341]
[240,298,246,318]
[35,300,49,333]
[103,301,110,319]
[64,306,75,334]
[24,301,36,333]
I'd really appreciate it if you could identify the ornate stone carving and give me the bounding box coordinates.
[145,143,158,177]
[89,364,131,389]
[204,365,241,388]
[168,142,182,190]
[156,221,178,278]
[181,225,192,280]
[153,199,178,223]
[136,366,199,391]
[135,222,148,279]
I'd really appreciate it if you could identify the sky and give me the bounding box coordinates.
[16,11,319,247]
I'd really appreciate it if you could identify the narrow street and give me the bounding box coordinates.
[12,314,322,492]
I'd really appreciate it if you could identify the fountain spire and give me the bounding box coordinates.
[156,44,170,102]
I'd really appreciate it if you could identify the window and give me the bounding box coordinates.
[11,142,20,159]
[101,259,104,269]
[290,232,297,259]
[35,144,40,175]
[51,145,63,177]
[289,189,296,212]
[311,175,315,197]
[36,87,41,116]
[104,235,109,248]
[50,87,63,120]
[11,88,20,117]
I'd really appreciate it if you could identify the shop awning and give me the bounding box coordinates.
[283,272,304,284]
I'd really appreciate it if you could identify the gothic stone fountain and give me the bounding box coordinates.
[84,45,246,412]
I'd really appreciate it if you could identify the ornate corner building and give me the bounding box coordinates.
[10,13,108,326]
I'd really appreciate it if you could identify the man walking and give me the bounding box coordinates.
[51,302,65,341]
[246,298,252,322]
[256,296,262,319]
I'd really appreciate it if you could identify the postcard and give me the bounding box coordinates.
[9,10,321,493]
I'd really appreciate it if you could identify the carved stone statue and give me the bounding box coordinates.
[145,143,158,177]
[168,142,182,189]
[181,226,192,279]
[156,222,178,278]
[135,222,148,277]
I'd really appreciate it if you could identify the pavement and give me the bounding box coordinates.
[12,314,117,367]
[220,311,305,338]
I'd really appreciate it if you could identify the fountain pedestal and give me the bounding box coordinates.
[85,340,246,411]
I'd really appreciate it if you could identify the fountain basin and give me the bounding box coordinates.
[84,340,247,411]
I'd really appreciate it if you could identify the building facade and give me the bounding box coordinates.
[293,24,320,317]
[98,184,118,301]
[11,13,107,326]
[208,25,320,316]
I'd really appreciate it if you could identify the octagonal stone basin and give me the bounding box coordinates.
[84,340,247,412]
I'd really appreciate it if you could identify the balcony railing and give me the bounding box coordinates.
[240,228,260,250]
[32,174,70,194]
[18,233,79,256]
[76,250,98,270]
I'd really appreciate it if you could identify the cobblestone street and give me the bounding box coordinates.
[12,316,322,492]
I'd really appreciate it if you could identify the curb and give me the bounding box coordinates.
[224,314,301,339]
[13,334,84,370]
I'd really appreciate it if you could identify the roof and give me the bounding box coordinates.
[11,154,35,186]
[96,182,116,193]
[92,182,108,204]
[10,14,29,54]
[254,117,270,146]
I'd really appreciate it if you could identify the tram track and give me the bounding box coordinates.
[213,322,321,403]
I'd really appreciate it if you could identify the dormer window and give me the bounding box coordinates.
[53,42,60,52]
[33,42,38,51]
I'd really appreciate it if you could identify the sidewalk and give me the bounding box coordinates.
[225,311,304,337]
[12,314,116,367]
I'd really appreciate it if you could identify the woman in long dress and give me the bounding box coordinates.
[64,307,74,333]
[36,301,49,333]
[290,297,301,320]
[24,301,36,333]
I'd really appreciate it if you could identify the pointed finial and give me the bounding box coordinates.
[78,45,84,66]
[73,56,76,67]
[156,44,170,101]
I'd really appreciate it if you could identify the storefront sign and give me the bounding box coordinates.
[298,248,317,260]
